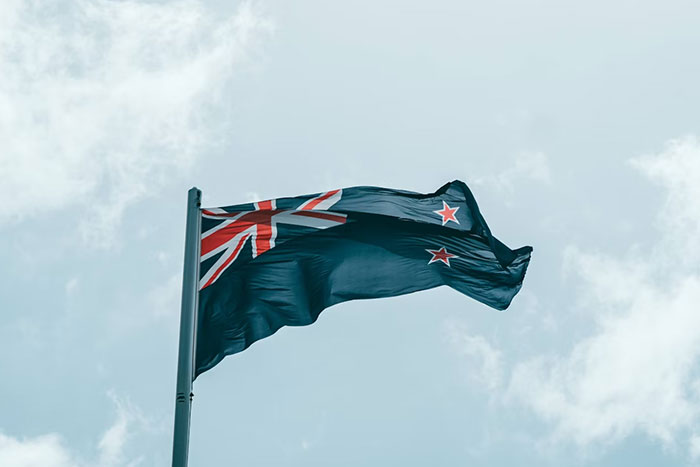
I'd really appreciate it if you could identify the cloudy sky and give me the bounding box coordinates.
[2,0,700,465]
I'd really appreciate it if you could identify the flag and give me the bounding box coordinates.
[195,180,532,376]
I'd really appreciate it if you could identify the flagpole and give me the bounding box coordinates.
[172,187,202,467]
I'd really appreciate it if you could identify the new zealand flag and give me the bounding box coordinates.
[195,181,532,376]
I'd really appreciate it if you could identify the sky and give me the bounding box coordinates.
[1,0,700,465]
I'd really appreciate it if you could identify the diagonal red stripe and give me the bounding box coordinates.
[202,209,241,217]
[301,189,339,211]
[201,221,252,256]
[202,233,250,289]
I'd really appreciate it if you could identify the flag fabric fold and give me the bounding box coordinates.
[195,180,531,376]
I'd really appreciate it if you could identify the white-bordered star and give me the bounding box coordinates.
[433,201,460,225]
[426,247,458,266]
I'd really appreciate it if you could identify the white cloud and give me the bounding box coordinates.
[0,433,73,467]
[0,0,273,247]
[508,136,700,454]
[65,277,80,297]
[97,392,149,467]
[148,273,182,319]
[473,151,551,193]
[691,434,700,461]
[631,136,700,267]
[298,411,327,454]
[445,320,503,392]
[0,392,151,467]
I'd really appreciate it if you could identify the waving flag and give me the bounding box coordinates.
[195,180,532,376]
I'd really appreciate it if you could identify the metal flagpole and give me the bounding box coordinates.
[172,187,202,467]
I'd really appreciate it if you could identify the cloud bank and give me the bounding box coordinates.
[507,136,700,456]
[0,0,272,247]
[0,392,151,467]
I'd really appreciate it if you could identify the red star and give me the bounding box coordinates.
[434,201,460,225]
[426,247,458,266]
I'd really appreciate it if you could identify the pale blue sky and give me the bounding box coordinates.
[1,0,700,465]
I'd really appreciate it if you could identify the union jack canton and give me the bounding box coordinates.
[199,190,346,290]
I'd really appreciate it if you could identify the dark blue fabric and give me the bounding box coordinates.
[195,181,531,377]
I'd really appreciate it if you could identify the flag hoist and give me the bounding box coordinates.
[172,187,201,467]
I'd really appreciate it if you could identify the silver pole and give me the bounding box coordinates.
[172,187,202,467]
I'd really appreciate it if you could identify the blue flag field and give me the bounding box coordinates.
[195,181,532,376]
